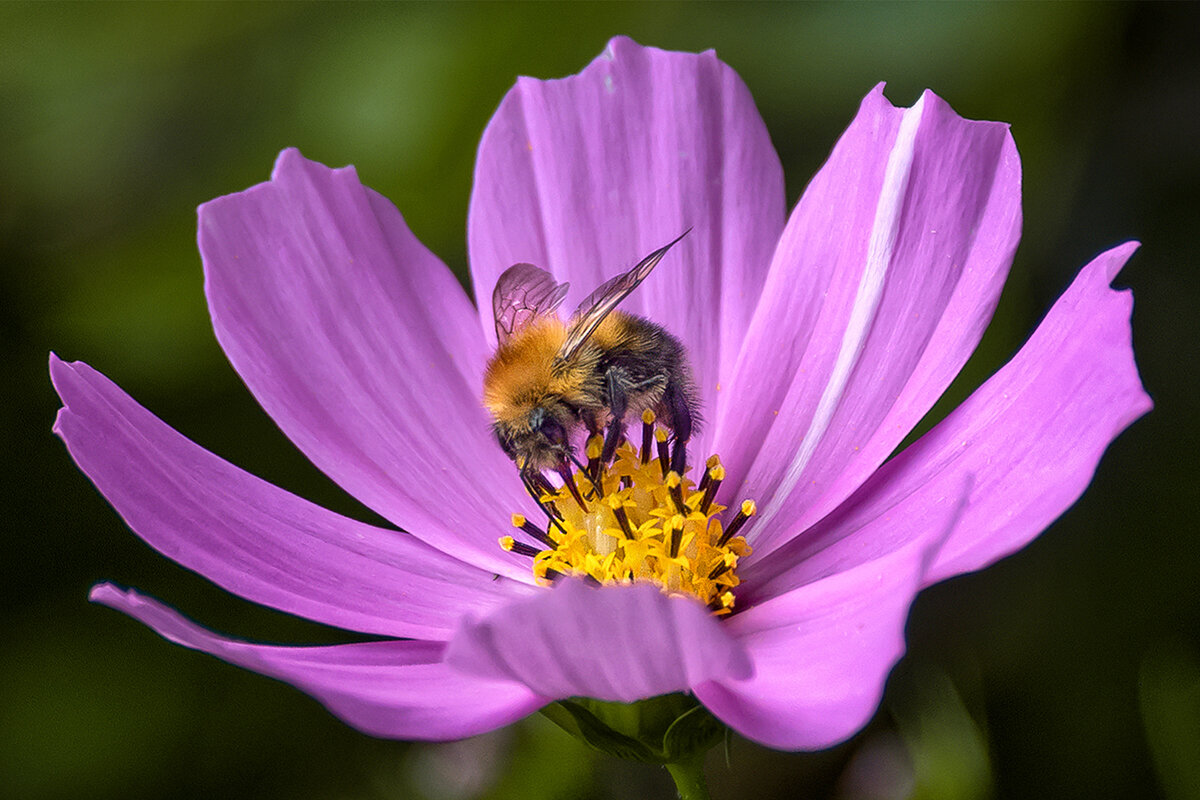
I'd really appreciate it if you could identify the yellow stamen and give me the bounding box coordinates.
[654,427,671,476]
[585,436,604,460]
[699,464,725,513]
[499,535,540,558]
[499,422,756,615]
[640,410,656,464]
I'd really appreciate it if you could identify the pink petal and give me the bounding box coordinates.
[199,148,532,580]
[746,243,1151,593]
[90,584,546,741]
[740,475,975,607]
[445,579,751,703]
[695,494,959,751]
[52,355,532,640]
[468,35,785,425]
[716,86,1021,558]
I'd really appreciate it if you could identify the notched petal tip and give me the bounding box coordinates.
[601,34,721,66]
[49,354,96,439]
[1099,240,1142,283]
[271,146,305,176]
[47,350,73,388]
[88,581,119,604]
[198,148,352,225]
[267,146,348,185]
[89,581,133,607]
[54,357,528,637]
[48,352,72,435]
[719,75,1022,555]
[819,240,1154,589]
[87,584,548,741]
[50,408,66,439]
[602,34,635,57]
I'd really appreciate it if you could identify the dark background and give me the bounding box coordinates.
[3,3,1197,799]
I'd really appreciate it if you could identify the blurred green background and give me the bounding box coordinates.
[3,3,1197,799]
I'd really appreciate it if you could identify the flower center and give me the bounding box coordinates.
[499,410,756,615]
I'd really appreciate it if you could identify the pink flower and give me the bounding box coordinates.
[52,37,1150,751]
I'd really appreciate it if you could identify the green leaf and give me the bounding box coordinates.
[540,693,727,765]
[544,700,660,762]
[662,703,725,762]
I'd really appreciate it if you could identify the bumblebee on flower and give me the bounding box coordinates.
[481,229,759,615]
[53,34,1149,781]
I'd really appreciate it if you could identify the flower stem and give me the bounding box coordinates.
[665,753,710,800]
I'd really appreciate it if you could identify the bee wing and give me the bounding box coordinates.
[560,230,690,360]
[492,263,570,344]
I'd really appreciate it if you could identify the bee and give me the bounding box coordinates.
[482,232,698,496]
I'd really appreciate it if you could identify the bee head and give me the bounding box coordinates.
[493,400,574,471]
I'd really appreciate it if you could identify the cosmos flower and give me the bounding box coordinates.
[53,37,1150,752]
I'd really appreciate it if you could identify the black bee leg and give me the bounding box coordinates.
[602,369,630,464]
[665,381,693,475]
[520,469,545,504]
[521,468,567,537]
[583,411,603,439]
[557,461,589,512]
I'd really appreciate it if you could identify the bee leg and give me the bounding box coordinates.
[519,469,549,513]
[664,381,693,475]
[556,461,589,511]
[582,411,604,438]
[521,468,567,537]
[601,369,630,464]
[568,452,602,500]
[519,469,542,503]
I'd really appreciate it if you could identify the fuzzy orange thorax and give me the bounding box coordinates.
[484,315,617,427]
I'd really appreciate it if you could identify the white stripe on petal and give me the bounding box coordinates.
[756,93,927,533]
